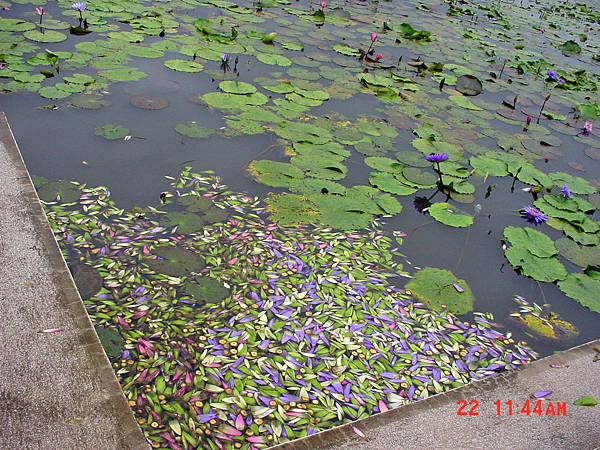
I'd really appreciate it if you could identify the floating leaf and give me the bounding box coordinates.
[184,277,229,304]
[219,80,257,94]
[429,202,474,228]
[164,59,204,72]
[558,273,600,313]
[449,95,483,111]
[175,121,215,138]
[95,326,124,360]
[95,124,129,140]
[456,75,483,96]
[405,267,474,314]
[146,246,206,277]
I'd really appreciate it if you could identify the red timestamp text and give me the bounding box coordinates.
[456,399,567,416]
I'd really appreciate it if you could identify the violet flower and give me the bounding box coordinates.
[425,153,449,163]
[560,184,572,199]
[546,69,558,81]
[583,121,593,135]
[72,2,86,20]
[521,206,547,225]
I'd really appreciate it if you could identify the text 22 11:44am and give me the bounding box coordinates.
[456,399,567,416]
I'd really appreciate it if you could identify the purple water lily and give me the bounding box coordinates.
[72,2,86,20]
[560,184,572,199]
[521,206,547,224]
[546,69,558,81]
[425,153,449,163]
[583,121,593,136]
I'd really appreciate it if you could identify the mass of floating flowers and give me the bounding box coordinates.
[42,169,536,449]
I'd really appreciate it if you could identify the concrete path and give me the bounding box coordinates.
[275,339,600,450]
[0,112,148,450]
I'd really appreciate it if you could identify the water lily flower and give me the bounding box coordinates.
[319,0,327,11]
[521,205,547,224]
[374,53,383,61]
[35,6,44,24]
[221,53,231,63]
[539,28,546,33]
[546,69,558,81]
[425,153,449,163]
[370,32,378,42]
[583,121,593,135]
[72,2,86,20]
[524,114,532,130]
[558,77,566,85]
[560,184,572,199]
[0,63,6,70]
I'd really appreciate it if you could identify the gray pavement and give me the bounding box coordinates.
[275,339,600,450]
[0,112,148,450]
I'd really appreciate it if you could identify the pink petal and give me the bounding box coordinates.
[378,399,388,413]
[352,425,366,438]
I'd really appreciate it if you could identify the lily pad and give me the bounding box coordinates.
[449,95,483,111]
[130,95,169,110]
[405,267,473,314]
[73,265,104,298]
[175,121,215,138]
[23,30,67,43]
[556,238,600,268]
[558,273,600,313]
[95,124,129,140]
[429,202,474,228]
[164,59,204,73]
[184,277,229,304]
[146,245,206,277]
[36,180,81,202]
[95,326,124,360]
[218,80,257,94]
[456,75,483,96]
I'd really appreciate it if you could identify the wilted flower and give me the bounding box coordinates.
[583,121,593,135]
[71,2,86,11]
[370,32,378,42]
[560,184,572,199]
[546,70,557,81]
[374,53,383,61]
[425,153,449,163]
[521,206,547,224]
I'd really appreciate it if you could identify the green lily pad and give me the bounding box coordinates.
[36,180,81,203]
[98,68,147,82]
[175,121,215,138]
[505,246,567,283]
[405,267,473,314]
[95,124,129,140]
[218,80,257,94]
[38,86,71,100]
[23,30,67,43]
[369,172,417,195]
[449,95,483,111]
[95,326,124,360]
[256,53,292,66]
[558,273,600,313]
[266,193,321,226]
[504,227,558,258]
[164,59,204,72]
[184,277,229,304]
[556,238,600,268]
[249,160,304,187]
[146,245,206,277]
[202,92,268,109]
[429,202,474,228]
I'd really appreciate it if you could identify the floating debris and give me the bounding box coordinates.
[510,296,579,340]
[43,169,536,449]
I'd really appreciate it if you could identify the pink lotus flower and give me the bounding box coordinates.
[583,121,593,135]
[370,32,378,42]
[374,53,383,61]
[319,0,327,10]
[35,6,44,15]
[526,115,532,127]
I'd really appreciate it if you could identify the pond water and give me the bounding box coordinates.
[1,0,599,447]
